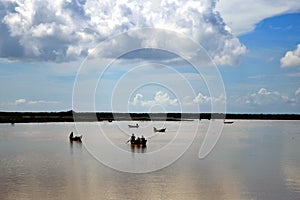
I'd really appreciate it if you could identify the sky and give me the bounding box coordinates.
[0,0,300,113]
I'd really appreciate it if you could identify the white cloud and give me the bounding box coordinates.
[192,92,225,104]
[131,93,144,106]
[131,91,178,107]
[14,99,59,106]
[15,98,26,105]
[66,45,83,58]
[216,0,300,35]
[0,0,245,65]
[295,87,300,96]
[28,100,59,105]
[280,44,300,67]
[31,23,55,38]
[212,37,246,66]
[240,88,295,106]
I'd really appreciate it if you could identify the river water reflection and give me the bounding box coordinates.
[0,121,299,199]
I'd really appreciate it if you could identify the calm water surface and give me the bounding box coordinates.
[0,121,299,200]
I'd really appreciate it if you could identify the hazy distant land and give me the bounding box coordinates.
[0,110,299,123]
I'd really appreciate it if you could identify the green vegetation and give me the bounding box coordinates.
[0,111,299,123]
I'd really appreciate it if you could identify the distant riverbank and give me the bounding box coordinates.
[1,111,300,123]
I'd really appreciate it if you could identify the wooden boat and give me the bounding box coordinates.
[223,120,234,124]
[153,127,166,132]
[128,124,139,128]
[129,138,147,147]
[69,132,82,142]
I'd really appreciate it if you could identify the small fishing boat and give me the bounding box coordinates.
[223,120,234,124]
[69,132,82,142]
[153,127,166,132]
[128,124,139,128]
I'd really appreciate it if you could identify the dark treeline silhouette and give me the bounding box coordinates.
[0,110,299,123]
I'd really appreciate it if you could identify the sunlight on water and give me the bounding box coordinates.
[0,121,299,200]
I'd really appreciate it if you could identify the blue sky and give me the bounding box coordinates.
[0,0,299,113]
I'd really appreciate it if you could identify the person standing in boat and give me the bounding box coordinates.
[135,137,141,145]
[69,132,73,139]
[141,135,146,145]
[130,133,136,144]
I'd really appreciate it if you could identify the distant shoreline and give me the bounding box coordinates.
[1,111,300,123]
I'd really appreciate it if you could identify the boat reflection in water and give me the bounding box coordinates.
[130,143,147,153]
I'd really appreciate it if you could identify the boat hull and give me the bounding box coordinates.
[154,127,166,132]
[130,140,147,147]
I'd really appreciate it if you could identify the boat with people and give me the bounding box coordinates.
[128,134,147,147]
[69,132,82,142]
[153,127,166,132]
[128,124,139,128]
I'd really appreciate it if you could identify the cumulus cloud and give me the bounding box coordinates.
[15,98,26,105]
[131,91,225,108]
[0,0,245,65]
[240,88,295,106]
[280,44,300,67]
[132,93,144,106]
[216,0,300,35]
[14,98,58,105]
[131,91,178,107]
[192,92,225,104]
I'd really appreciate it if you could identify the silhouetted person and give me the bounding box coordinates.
[69,132,82,142]
[130,133,136,144]
[135,137,141,145]
[141,135,147,146]
[69,132,73,139]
